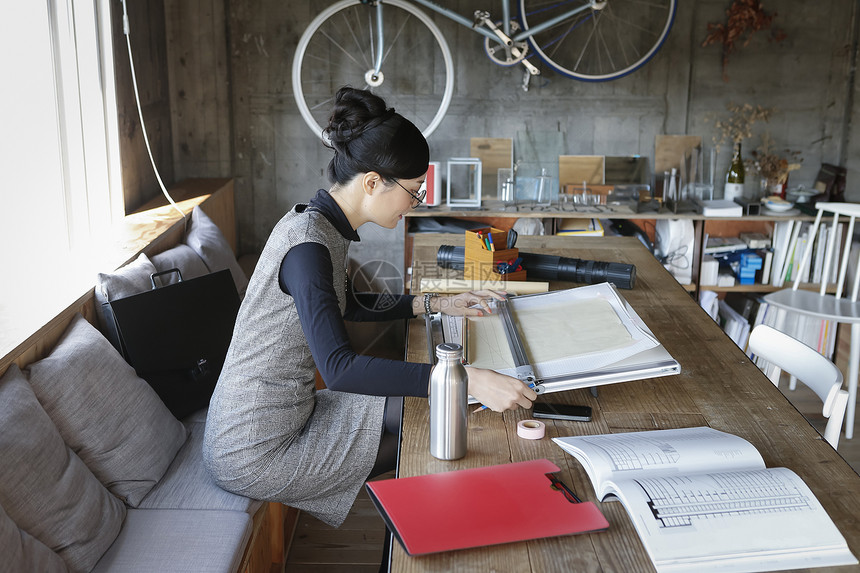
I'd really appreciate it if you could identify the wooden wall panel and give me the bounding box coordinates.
[164,0,232,180]
[155,1,860,258]
[112,0,175,214]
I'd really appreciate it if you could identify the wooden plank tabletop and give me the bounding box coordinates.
[393,233,860,573]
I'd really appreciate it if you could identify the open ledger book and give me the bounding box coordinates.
[553,427,857,572]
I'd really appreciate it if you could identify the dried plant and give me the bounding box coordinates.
[750,133,802,185]
[702,0,786,81]
[707,102,773,149]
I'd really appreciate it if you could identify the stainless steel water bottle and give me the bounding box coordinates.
[429,342,468,460]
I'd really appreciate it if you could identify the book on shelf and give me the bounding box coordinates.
[812,223,827,283]
[770,221,842,287]
[553,427,857,573]
[718,299,751,349]
[723,291,761,321]
[556,218,604,236]
[770,220,795,287]
[704,236,747,254]
[739,231,771,249]
[720,292,837,367]
[758,248,773,285]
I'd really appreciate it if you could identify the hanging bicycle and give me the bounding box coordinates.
[292,0,677,138]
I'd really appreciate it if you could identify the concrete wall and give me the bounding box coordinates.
[157,0,859,272]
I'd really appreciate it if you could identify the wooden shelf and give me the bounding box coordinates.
[403,203,818,297]
[701,283,836,294]
[701,284,784,293]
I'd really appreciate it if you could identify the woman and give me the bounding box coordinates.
[203,87,536,527]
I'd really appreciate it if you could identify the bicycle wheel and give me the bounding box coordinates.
[292,0,454,139]
[518,0,677,81]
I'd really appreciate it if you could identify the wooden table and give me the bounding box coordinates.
[392,233,860,572]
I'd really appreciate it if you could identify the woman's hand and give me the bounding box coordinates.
[437,290,506,317]
[465,366,537,412]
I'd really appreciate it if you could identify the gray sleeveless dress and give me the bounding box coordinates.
[202,205,385,527]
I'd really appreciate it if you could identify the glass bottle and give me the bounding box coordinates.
[724,142,745,201]
[535,168,552,206]
[429,343,468,460]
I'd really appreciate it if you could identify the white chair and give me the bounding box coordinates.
[749,325,848,449]
[763,202,860,438]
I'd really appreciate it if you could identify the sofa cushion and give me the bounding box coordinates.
[186,206,249,297]
[94,253,159,335]
[139,416,262,514]
[96,252,158,300]
[0,502,68,573]
[91,509,252,573]
[0,364,125,573]
[150,243,210,285]
[25,314,189,507]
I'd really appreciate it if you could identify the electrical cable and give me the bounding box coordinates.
[121,0,185,223]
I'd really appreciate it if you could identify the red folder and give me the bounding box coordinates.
[365,458,609,556]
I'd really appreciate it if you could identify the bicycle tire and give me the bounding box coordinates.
[292,0,454,139]
[518,0,677,81]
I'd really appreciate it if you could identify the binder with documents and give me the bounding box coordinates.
[365,459,609,556]
[435,283,681,398]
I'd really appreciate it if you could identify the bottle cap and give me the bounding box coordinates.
[435,342,463,361]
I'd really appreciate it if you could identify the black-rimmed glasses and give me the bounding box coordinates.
[394,179,426,208]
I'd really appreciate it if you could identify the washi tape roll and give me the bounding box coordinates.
[517,419,546,440]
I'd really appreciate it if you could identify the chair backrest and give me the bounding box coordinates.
[748,325,847,449]
[790,202,860,301]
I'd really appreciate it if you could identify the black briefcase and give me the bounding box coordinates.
[105,269,240,419]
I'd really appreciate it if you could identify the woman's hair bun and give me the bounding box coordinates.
[323,86,429,185]
[324,87,395,147]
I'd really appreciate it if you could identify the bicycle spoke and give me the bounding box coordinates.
[571,13,599,73]
[318,29,366,70]
[363,7,376,72]
[379,14,412,69]
[595,13,614,74]
[343,8,372,70]
[308,95,336,114]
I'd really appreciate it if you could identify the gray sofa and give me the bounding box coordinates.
[0,206,274,573]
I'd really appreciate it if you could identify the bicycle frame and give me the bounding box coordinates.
[369,0,596,74]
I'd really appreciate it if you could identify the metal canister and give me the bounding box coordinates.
[429,342,468,460]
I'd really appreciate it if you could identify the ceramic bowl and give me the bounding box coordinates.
[763,196,794,212]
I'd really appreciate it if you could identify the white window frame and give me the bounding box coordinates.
[50,0,124,250]
[0,0,123,319]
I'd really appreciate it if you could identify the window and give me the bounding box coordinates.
[0,0,122,303]
[0,0,122,353]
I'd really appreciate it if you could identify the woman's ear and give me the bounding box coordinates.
[362,171,382,195]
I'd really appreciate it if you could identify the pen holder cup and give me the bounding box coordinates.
[463,227,527,281]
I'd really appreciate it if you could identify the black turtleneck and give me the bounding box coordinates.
[278,189,430,397]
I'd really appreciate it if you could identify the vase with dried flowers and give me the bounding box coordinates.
[705,103,773,198]
[709,102,773,150]
[750,133,802,199]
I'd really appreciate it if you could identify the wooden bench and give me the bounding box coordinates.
[0,178,297,573]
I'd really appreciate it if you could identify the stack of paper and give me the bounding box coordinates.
[696,199,743,217]
[699,255,719,286]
